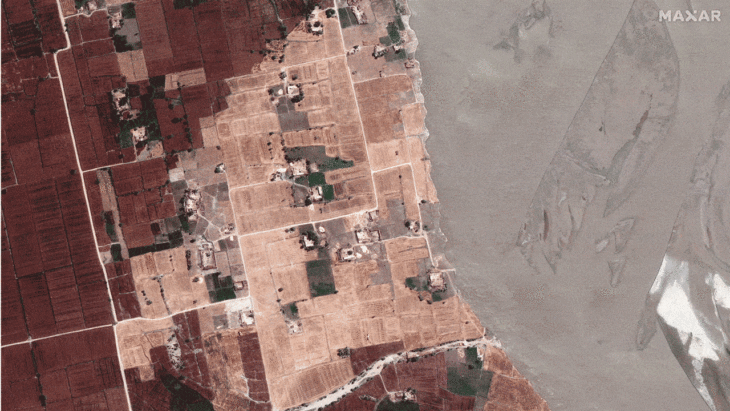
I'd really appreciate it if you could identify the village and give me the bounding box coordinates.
[1,0,548,410]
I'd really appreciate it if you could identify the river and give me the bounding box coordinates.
[409,0,729,409]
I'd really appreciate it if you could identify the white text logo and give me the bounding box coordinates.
[659,10,721,22]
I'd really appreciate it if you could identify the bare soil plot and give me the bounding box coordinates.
[218,56,377,234]
[236,217,482,409]
[354,75,415,144]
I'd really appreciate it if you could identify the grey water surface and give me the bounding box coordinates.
[410,0,730,409]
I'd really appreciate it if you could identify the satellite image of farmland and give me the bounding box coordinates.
[2,0,729,410]
[1,0,549,410]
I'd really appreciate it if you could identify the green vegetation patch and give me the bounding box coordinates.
[376,398,420,411]
[118,114,160,148]
[392,0,406,15]
[284,147,353,203]
[338,7,357,28]
[322,184,335,201]
[446,359,492,398]
[466,347,484,369]
[320,156,354,171]
[179,213,192,234]
[206,273,236,302]
[447,368,478,397]
[282,302,299,321]
[307,172,326,187]
[306,259,336,298]
[173,0,208,9]
[380,20,405,48]
[121,2,136,18]
[387,21,401,44]
[105,222,118,242]
[149,75,166,90]
[168,230,184,248]
[405,271,456,302]
[298,224,321,249]
[128,242,172,258]
[113,34,141,53]
[187,401,215,411]
[103,211,117,241]
[161,374,215,411]
[213,287,235,302]
[111,10,142,52]
[116,86,164,149]
[298,223,318,237]
[405,276,427,291]
[110,244,123,262]
[284,146,354,172]
[312,282,336,297]
[294,175,308,186]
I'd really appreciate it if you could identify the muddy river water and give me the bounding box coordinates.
[409,0,730,409]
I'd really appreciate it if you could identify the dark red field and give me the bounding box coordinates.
[324,352,478,411]
[105,260,141,320]
[3,3,124,410]
[2,0,115,345]
[58,0,323,171]
[3,1,328,410]
[237,329,271,404]
[1,327,126,410]
[349,341,405,375]
[2,176,115,342]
